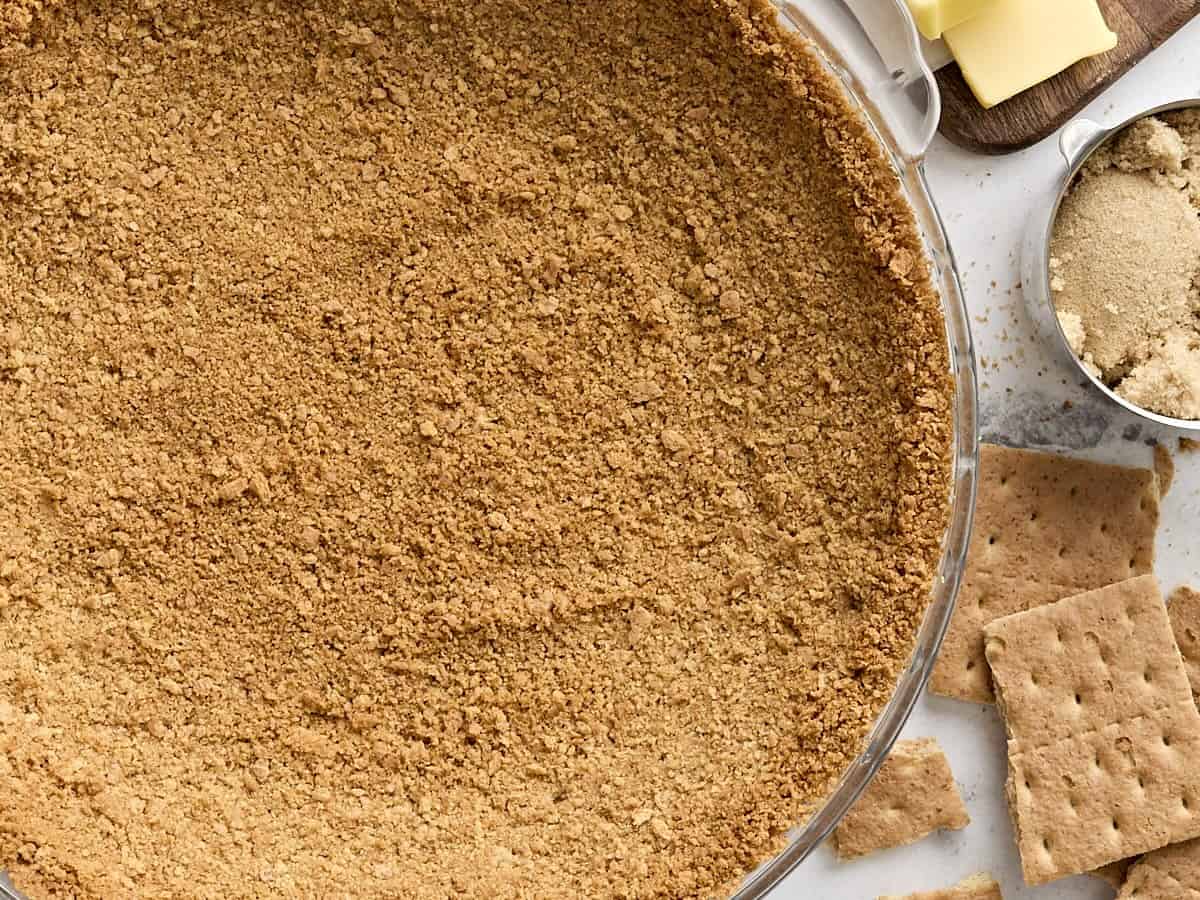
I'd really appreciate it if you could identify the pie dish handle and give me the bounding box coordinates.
[774,0,942,161]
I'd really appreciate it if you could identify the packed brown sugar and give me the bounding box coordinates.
[1051,111,1200,420]
[0,1,953,897]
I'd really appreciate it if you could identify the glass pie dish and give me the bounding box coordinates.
[731,2,979,896]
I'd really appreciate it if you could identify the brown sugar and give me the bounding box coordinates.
[0,0,953,897]
[1050,112,1200,419]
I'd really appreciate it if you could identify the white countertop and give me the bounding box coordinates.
[777,17,1200,900]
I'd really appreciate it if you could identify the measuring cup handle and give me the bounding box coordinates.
[1058,118,1107,167]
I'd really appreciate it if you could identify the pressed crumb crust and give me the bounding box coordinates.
[0,1,953,897]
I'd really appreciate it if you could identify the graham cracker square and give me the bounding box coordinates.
[1004,705,1200,884]
[1117,838,1200,898]
[986,576,1193,749]
[930,444,1159,704]
[878,873,1002,900]
[1169,585,1200,699]
[930,575,1067,704]
[834,737,969,860]
[1088,585,1200,893]
[985,577,1200,884]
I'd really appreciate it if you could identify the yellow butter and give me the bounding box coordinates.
[943,0,1117,109]
[905,0,995,41]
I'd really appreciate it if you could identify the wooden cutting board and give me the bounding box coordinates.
[937,0,1200,154]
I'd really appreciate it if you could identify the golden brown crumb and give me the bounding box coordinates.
[0,0,58,45]
[0,0,952,897]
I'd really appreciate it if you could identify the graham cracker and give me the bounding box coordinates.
[932,576,1069,703]
[1169,586,1200,699]
[1117,838,1200,899]
[985,577,1200,884]
[986,576,1193,748]
[878,873,1002,900]
[1118,864,1197,898]
[834,738,969,860]
[931,444,1159,703]
[1004,705,1200,884]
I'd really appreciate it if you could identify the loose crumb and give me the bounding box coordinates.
[1154,442,1175,496]
[0,0,952,897]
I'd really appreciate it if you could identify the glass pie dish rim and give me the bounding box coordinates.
[730,2,980,896]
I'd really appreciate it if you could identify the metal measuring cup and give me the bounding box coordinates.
[1021,99,1200,434]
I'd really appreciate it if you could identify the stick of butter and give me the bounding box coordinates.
[943,0,1118,109]
[904,0,995,41]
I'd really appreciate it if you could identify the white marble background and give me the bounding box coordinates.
[779,15,1200,900]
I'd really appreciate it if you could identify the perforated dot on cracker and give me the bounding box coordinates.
[834,737,969,860]
[931,444,1160,703]
[985,576,1200,884]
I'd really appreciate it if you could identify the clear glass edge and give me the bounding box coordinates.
[729,4,980,897]
[774,0,942,160]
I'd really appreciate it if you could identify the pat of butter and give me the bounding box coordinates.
[905,0,995,41]
[943,0,1117,109]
